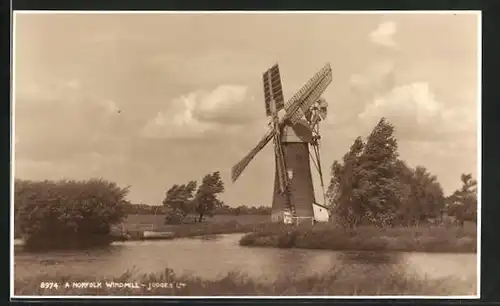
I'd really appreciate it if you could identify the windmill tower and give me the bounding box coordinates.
[231,63,332,224]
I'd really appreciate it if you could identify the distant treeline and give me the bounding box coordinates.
[122,202,272,216]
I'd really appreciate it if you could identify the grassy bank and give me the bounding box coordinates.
[14,266,475,296]
[239,223,477,253]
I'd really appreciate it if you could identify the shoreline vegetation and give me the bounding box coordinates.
[238,222,477,253]
[14,217,478,254]
[15,219,477,254]
[120,223,477,254]
[14,266,476,296]
[113,216,477,254]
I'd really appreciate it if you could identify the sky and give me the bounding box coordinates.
[13,12,479,207]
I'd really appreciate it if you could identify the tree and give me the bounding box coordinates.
[256,206,272,215]
[395,164,445,226]
[15,178,129,251]
[327,136,365,227]
[216,204,232,215]
[356,118,406,226]
[446,173,477,225]
[162,181,197,224]
[326,118,467,228]
[328,118,414,227]
[193,171,225,222]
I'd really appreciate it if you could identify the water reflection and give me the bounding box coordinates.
[338,251,403,265]
[15,233,476,288]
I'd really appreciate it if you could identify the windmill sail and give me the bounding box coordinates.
[274,138,288,194]
[270,99,288,194]
[263,64,285,117]
[265,65,289,194]
[231,128,274,182]
[283,63,332,124]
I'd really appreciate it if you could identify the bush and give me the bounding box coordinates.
[15,178,130,251]
[164,209,185,225]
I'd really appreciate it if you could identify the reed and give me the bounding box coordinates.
[14,265,475,296]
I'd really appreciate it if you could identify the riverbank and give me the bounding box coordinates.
[15,217,276,250]
[121,220,283,241]
[14,265,475,296]
[239,223,477,253]
[16,220,477,253]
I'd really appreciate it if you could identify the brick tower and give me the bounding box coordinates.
[271,119,315,222]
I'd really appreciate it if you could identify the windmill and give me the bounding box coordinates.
[231,63,333,224]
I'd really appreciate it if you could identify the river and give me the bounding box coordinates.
[14,234,477,295]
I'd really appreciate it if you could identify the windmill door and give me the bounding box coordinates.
[283,211,293,224]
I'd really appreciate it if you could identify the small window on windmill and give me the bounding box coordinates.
[287,169,294,179]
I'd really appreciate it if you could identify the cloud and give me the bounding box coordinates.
[16,76,122,116]
[369,21,398,48]
[360,82,442,123]
[148,49,271,89]
[358,82,476,141]
[343,59,475,143]
[325,60,398,128]
[14,77,130,165]
[15,151,129,181]
[65,79,81,90]
[99,99,120,114]
[350,61,396,96]
[141,85,262,139]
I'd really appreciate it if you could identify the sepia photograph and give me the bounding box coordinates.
[11,11,480,298]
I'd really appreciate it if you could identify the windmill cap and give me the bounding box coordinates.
[282,119,314,143]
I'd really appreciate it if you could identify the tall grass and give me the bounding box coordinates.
[14,265,475,296]
[239,223,477,253]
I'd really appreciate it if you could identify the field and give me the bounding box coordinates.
[14,265,475,296]
[112,214,273,240]
[121,213,270,232]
